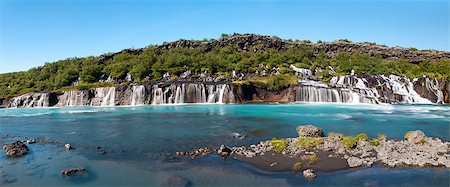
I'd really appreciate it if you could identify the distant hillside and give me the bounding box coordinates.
[0,33,449,99]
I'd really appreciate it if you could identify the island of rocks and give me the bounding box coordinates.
[176,125,450,180]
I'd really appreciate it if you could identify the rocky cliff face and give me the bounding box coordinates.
[158,34,450,63]
[2,75,448,108]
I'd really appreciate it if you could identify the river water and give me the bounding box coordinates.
[0,103,449,186]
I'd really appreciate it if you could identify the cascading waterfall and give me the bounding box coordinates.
[424,78,444,104]
[295,78,379,104]
[62,90,88,106]
[8,93,50,108]
[150,83,233,105]
[380,75,431,104]
[131,85,146,106]
[92,87,116,106]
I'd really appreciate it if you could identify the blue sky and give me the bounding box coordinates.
[0,0,448,73]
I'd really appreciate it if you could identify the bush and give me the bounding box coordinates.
[377,134,387,140]
[248,74,298,91]
[404,131,413,139]
[355,133,368,141]
[296,137,324,148]
[369,139,381,147]
[292,162,303,172]
[271,138,288,153]
[328,132,344,139]
[309,154,318,164]
[342,136,357,150]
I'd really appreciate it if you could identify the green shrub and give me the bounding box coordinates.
[309,154,318,164]
[292,162,303,172]
[355,133,368,141]
[296,137,324,148]
[404,131,413,139]
[342,136,357,150]
[369,139,381,147]
[328,132,344,139]
[271,138,288,153]
[377,134,387,140]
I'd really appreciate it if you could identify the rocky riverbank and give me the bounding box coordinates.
[176,125,450,180]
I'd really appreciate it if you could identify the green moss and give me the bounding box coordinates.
[355,133,368,141]
[271,138,288,153]
[369,139,381,147]
[232,80,249,85]
[342,136,357,150]
[404,131,413,139]
[296,137,324,148]
[328,132,344,139]
[377,134,387,140]
[309,154,318,164]
[292,162,303,172]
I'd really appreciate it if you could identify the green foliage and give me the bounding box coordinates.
[355,133,368,141]
[0,40,448,100]
[292,162,303,172]
[404,131,413,139]
[369,139,381,147]
[342,136,357,150]
[309,154,318,164]
[377,134,387,140]
[327,132,344,139]
[271,138,288,153]
[296,137,324,148]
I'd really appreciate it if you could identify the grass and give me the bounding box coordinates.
[296,137,324,148]
[355,133,368,141]
[328,132,344,139]
[404,131,413,139]
[377,134,387,140]
[342,136,358,150]
[309,154,318,164]
[292,162,303,172]
[369,139,381,147]
[232,80,249,85]
[271,138,288,153]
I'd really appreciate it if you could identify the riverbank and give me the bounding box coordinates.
[177,125,450,179]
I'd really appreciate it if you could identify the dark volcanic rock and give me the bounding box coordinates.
[2,141,29,158]
[61,168,86,177]
[217,144,232,160]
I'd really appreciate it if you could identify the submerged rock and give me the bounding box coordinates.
[2,141,29,158]
[160,175,191,187]
[61,168,86,177]
[26,139,37,144]
[302,169,316,180]
[296,125,324,138]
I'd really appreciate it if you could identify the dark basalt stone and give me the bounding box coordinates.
[61,168,86,177]
[2,141,29,158]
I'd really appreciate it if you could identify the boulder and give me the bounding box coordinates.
[296,125,324,137]
[302,169,316,180]
[347,156,363,168]
[2,141,29,158]
[65,144,73,150]
[405,130,425,144]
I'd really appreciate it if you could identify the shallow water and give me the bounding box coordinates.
[0,103,449,186]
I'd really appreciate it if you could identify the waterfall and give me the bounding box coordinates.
[131,85,146,106]
[380,75,431,104]
[8,93,50,108]
[425,78,444,103]
[217,84,227,104]
[91,87,116,106]
[61,90,88,106]
[150,83,233,105]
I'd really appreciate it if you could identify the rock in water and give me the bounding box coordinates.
[26,139,37,144]
[160,175,191,187]
[65,144,72,150]
[2,141,29,158]
[405,130,426,144]
[303,169,316,180]
[61,168,86,177]
[217,144,232,159]
[296,125,324,137]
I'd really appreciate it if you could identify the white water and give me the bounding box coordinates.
[62,90,88,106]
[381,75,431,104]
[93,87,116,106]
[131,85,146,106]
[8,93,50,108]
[151,83,232,105]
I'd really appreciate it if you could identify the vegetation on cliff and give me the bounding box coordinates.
[1,34,449,99]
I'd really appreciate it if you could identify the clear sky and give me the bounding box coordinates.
[0,0,448,73]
